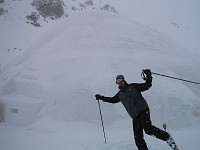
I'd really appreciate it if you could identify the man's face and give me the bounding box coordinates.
[116,78,125,86]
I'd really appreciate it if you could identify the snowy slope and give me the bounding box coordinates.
[0,0,118,66]
[1,0,200,66]
[107,0,200,56]
[0,10,200,127]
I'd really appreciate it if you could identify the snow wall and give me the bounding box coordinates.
[0,95,43,126]
[0,11,200,128]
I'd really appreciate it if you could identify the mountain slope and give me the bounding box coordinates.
[107,0,200,56]
[0,11,199,128]
[0,0,118,66]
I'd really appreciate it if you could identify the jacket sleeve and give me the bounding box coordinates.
[131,74,152,92]
[101,92,120,103]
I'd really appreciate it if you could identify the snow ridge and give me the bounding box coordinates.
[0,11,200,128]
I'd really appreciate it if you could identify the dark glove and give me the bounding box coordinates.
[95,94,103,100]
[143,69,151,76]
[141,69,152,80]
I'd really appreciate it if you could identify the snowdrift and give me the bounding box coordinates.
[0,94,43,125]
[0,11,200,128]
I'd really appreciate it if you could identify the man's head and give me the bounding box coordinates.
[116,75,125,86]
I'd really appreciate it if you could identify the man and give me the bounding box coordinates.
[95,69,177,150]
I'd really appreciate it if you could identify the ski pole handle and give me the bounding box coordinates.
[163,123,167,131]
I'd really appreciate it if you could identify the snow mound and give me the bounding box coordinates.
[0,11,200,128]
[0,94,44,126]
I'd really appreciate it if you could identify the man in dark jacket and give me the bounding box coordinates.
[95,69,175,150]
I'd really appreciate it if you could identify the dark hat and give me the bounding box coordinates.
[116,75,124,81]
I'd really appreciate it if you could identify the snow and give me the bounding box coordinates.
[107,0,200,56]
[0,119,200,150]
[0,94,44,126]
[0,0,200,150]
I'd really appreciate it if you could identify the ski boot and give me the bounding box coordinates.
[166,134,179,150]
[163,123,179,150]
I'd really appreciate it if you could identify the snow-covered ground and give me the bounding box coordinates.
[0,118,200,150]
[0,0,200,150]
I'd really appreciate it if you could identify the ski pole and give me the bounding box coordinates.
[97,100,107,144]
[152,72,200,85]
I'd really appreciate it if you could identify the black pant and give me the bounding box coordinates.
[133,109,169,150]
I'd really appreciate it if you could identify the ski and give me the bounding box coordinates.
[163,123,180,150]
